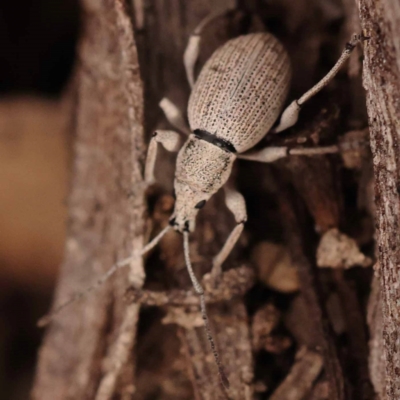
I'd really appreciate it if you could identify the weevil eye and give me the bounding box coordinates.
[195,200,206,209]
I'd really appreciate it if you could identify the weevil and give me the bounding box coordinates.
[40,9,362,390]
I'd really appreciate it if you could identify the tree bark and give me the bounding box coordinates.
[33,0,145,398]
[357,1,400,399]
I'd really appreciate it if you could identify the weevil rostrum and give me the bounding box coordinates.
[40,10,362,389]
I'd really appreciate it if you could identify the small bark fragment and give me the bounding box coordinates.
[251,242,300,293]
[251,304,281,352]
[317,228,372,269]
[269,347,324,400]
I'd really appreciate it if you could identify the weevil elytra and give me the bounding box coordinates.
[40,9,362,390]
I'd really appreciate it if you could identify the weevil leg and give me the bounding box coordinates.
[159,97,190,135]
[273,34,362,134]
[211,186,247,279]
[238,147,288,163]
[184,7,235,88]
[144,129,183,183]
[238,145,340,163]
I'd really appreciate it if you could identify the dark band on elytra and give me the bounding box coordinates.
[193,129,237,153]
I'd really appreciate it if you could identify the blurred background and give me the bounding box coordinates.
[0,1,80,398]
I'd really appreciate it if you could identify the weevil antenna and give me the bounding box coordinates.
[140,224,172,255]
[38,225,172,327]
[183,231,230,389]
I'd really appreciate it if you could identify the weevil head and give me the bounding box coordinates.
[170,136,236,233]
[169,179,212,232]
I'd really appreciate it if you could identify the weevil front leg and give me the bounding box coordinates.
[211,186,247,279]
[184,7,234,88]
[144,129,183,183]
[159,97,190,135]
[273,34,362,133]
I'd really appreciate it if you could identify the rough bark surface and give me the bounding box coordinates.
[357,1,400,399]
[32,0,145,398]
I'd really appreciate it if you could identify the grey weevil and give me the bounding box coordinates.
[40,9,362,390]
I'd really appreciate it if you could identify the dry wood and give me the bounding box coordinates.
[124,266,255,307]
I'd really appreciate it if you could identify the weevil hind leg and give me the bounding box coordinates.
[211,186,247,279]
[145,129,183,184]
[273,34,362,134]
[184,7,235,88]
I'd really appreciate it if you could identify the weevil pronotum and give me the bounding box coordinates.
[40,9,363,389]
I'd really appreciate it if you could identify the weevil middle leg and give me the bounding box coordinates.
[211,186,247,279]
